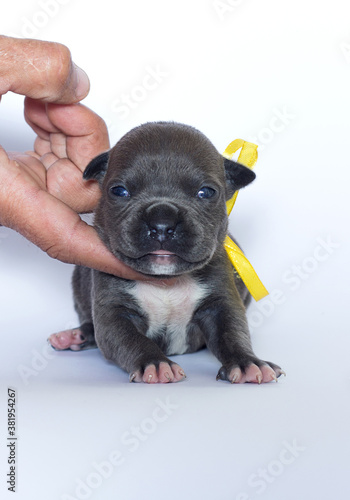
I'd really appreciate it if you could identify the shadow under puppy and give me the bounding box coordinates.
[49,122,284,384]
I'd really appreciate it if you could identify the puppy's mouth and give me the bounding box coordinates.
[143,249,180,266]
[112,245,214,276]
[148,249,177,257]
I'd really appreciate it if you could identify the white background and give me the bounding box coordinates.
[0,0,349,499]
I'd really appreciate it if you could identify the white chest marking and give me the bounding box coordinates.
[130,276,208,355]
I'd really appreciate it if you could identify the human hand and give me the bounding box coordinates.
[0,36,146,280]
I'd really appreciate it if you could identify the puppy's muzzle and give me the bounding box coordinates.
[145,202,180,243]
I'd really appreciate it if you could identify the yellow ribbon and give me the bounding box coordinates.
[223,139,268,301]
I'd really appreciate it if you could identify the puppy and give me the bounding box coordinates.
[49,122,284,384]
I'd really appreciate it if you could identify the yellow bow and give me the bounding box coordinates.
[223,139,268,301]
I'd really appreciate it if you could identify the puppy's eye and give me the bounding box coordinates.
[197,187,216,199]
[110,186,130,198]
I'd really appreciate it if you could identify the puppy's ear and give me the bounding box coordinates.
[224,158,256,199]
[83,151,110,183]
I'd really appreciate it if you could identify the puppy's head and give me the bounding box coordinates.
[84,122,255,277]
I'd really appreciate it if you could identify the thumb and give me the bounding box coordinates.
[5,182,146,280]
[0,35,89,104]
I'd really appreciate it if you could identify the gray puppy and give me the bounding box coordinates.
[49,122,284,384]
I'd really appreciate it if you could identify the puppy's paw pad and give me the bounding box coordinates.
[143,364,159,384]
[170,363,187,382]
[129,362,186,384]
[217,360,284,384]
[158,362,175,383]
[48,329,85,351]
[245,362,285,384]
[261,361,286,381]
[129,371,142,383]
[244,363,265,384]
[226,364,265,384]
[260,364,279,383]
[227,367,243,384]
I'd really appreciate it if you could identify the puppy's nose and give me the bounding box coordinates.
[149,221,176,242]
[146,203,179,242]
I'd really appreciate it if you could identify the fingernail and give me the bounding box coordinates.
[74,64,90,99]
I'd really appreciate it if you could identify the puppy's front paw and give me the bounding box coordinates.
[216,359,285,384]
[129,361,186,384]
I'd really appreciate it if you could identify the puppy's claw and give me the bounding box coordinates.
[178,369,186,378]
[280,370,286,377]
[231,374,238,384]
[147,374,153,384]
[257,374,262,384]
[129,373,136,383]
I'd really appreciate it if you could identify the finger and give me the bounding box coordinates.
[9,151,100,214]
[23,99,109,212]
[46,158,101,213]
[24,98,110,169]
[36,208,153,280]
[23,99,59,142]
[0,167,145,280]
[43,212,147,281]
[0,35,89,103]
